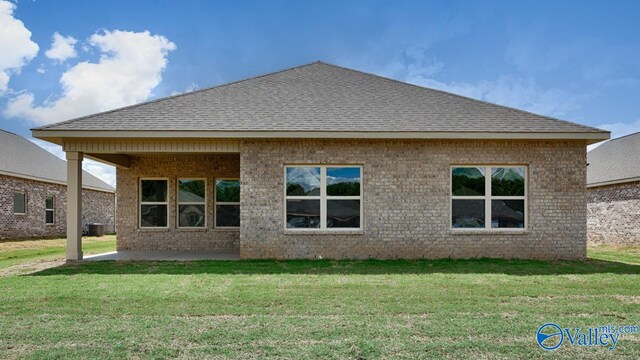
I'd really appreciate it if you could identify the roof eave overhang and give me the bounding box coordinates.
[587,176,640,188]
[32,129,611,145]
[0,169,115,193]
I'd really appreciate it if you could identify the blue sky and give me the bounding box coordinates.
[1,0,639,185]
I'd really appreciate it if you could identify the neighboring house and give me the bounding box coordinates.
[586,132,640,245]
[0,130,115,239]
[32,62,609,260]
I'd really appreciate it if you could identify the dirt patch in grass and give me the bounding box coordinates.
[0,259,66,277]
[0,235,116,252]
[613,295,640,304]
[0,238,67,251]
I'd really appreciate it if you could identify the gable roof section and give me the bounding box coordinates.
[33,62,608,144]
[0,130,115,192]
[587,131,640,187]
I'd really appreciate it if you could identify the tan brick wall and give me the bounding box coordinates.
[587,181,640,245]
[240,139,587,260]
[116,154,240,251]
[0,174,115,239]
[82,189,116,234]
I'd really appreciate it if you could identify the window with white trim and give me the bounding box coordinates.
[451,166,526,229]
[285,165,362,229]
[13,192,26,214]
[177,179,206,228]
[45,195,55,225]
[140,179,168,228]
[215,179,240,228]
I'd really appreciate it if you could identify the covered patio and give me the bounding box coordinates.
[29,136,242,260]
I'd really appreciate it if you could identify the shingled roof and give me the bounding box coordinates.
[0,130,115,192]
[33,62,608,143]
[587,131,640,186]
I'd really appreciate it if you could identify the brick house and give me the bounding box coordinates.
[587,132,640,245]
[0,130,115,239]
[32,62,609,260]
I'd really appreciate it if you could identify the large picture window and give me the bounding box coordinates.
[178,179,206,228]
[140,179,168,228]
[45,195,55,225]
[285,165,362,230]
[215,179,240,228]
[451,166,526,229]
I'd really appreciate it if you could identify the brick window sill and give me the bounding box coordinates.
[450,229,529,235]
[284,229,364,235]
[138,228,171,232]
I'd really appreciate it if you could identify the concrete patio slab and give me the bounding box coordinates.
[83,250,240,261]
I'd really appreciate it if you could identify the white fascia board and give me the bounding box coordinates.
[587,176,640,188]
[32,129,611,144]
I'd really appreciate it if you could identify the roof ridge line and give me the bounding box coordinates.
[0,128,20,136]
[33,61,325,131]
[317,61,607,133]
[608,130,640,142]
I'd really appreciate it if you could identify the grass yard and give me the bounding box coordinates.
[0,235,116,273]
[0,240,638,359]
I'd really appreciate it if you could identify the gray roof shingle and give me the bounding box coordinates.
[35,62,606,135]
[587,132,640,186]
[0,130,115,192]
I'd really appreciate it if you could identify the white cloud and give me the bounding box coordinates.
[587,119,640,151]
[170,82,199,96]
[5,30,176,125]
[373,47,444,80]
[595,119,640,139]
[82,159,116,188]
[30,139,116,187]
[0,0,39,93]
[374,47,582,118]
[411,76,581,117]
[45,32,78,63]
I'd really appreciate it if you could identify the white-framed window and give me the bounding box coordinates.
[45,195,55,225]
[140,178,169,228]
[215,179,240,228]
[13,191,26,215]
[451,165,527,229]
[177,179,206,228]
[285,165,362,230]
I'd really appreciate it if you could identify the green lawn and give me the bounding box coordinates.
[588,244,640,265]
[0,235,116,271]
[0,240,638,359]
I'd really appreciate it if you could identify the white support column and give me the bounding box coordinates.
[66,151,83,260]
